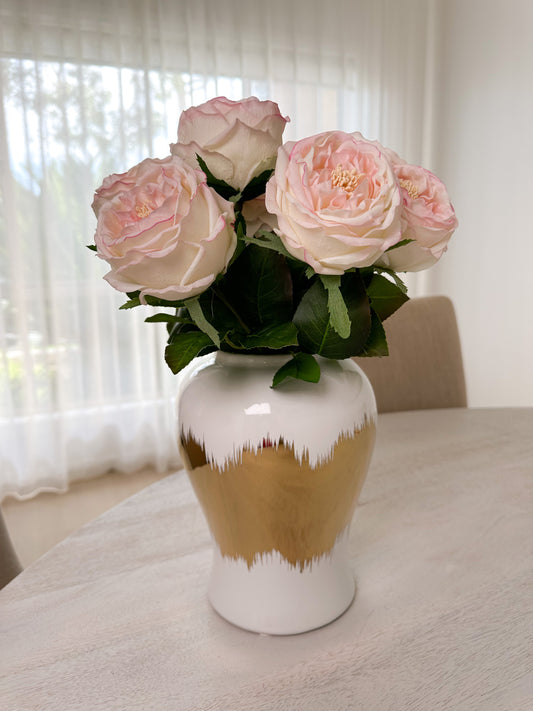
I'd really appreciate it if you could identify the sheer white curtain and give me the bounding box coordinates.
[0,0,436,499]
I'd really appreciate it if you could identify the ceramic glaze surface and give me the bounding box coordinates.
[177,352,377,634]
[178,352,376,470]
[184,426,375,571]
[208,535,356,635]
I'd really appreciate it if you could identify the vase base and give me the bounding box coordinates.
[207,540,356,635]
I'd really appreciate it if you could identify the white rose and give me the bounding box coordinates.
[170,96,289,191]
[93,156,236,302]
[241,195,278,237]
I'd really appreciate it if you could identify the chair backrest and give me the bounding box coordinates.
[0,508,22,589]
[354,295,467,413]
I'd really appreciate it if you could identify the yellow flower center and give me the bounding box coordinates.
[135,203,151,218]
[399,178,420,200]
[331,164,363,195]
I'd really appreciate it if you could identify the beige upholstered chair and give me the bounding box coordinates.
[354,295,467,413]
[0,509,22,589]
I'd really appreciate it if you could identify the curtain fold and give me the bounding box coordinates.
[0,0,436,499]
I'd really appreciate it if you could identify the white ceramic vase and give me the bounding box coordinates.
[177,351,377,635]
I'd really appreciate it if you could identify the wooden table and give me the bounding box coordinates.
[1,408,532,710]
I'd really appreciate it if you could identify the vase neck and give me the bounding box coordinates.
[216,351,290,368]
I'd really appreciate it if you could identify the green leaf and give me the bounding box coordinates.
[293,271,371,359]
[366,273,409,321]
[167,318,198,342]
[242,230,294,261]
[86,244,97,252]
[319,275,351,339]
[272,353,321,388]
[357,309,389,357]
[164,332,215,374]
[241,168,274,202]
[185,296,221,348]
[143,294,186,308]
[119,297,141,310]
[371,266,408,295]
[219,238,246,279]
[229,191,243,204]
[385,238,414,252]
[221,244,293,328]
[235,211,247,240]
[199,288,250,337]
[195,154,237,201]
[144,313,193,324]
[227,322,299,351]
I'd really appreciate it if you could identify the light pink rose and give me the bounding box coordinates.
[241,195,278,237]
[264,131,402,274]
[93,156,236,302]
[92,170,139,218]
[170,96,289,191]
[377,150,458,272]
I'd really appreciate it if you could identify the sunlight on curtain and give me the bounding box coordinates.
[0,0,436,498]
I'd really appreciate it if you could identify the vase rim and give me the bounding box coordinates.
[215,351,291,368]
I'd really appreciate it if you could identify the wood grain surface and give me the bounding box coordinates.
[1,408,532,710]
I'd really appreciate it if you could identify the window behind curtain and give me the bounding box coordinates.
[0,0,435,498]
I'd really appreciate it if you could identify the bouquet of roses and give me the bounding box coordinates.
[90,97,457,386]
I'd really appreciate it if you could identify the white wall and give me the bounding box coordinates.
[426,0,533,406]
